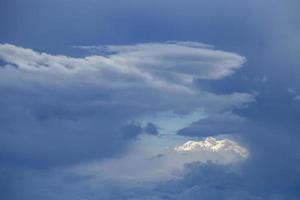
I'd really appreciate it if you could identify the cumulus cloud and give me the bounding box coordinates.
[8,159,260,200]
[0,42,253,166]
[71,136,248,183]
[174,137,249,158]
[0,42,256,200]
[1,0,300,199]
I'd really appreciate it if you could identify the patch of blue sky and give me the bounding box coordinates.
[133,109,206,135]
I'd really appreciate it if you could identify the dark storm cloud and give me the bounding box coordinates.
[144,123,159,135]
[121,122,160,139]
[121,124,143,139]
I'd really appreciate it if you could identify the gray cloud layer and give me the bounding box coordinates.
[0,42,252,167]
[1,0,300,199]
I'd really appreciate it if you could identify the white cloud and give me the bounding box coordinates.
[72,136,248,183]
[0,42,254,119]
[0,42,246,92]
[91,42,246,81]
[174,137,249,158]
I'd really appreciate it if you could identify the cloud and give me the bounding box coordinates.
[71,136,248,183]
[154,162,263,200]
[0,43,253,166]
[120,124,144,139]
[0,42,246,90]
[80,42,246,82]
[6,161,262,200]
[178,112,247,137]
[294,96,300,101]
[174,137,249,158]
[143,123,159,135]
[1,0,300,199]
[120,123,160,139]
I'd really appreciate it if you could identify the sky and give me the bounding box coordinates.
[0,0,300,199]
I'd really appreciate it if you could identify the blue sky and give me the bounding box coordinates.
[1,0,300,199]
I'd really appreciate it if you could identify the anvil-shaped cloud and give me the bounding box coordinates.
[0,42,253,166]
[0,42,245,92]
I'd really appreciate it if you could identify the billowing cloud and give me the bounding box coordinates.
[1,0,300,199]
[174,137,249,158]
[71,136,248,182]
[4,139,252,200]
[0,43,253,166]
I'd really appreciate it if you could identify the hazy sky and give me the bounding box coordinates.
[1,0,300,199]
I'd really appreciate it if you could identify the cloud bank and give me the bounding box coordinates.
[72,136,248,183]
[0,42,253,166]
